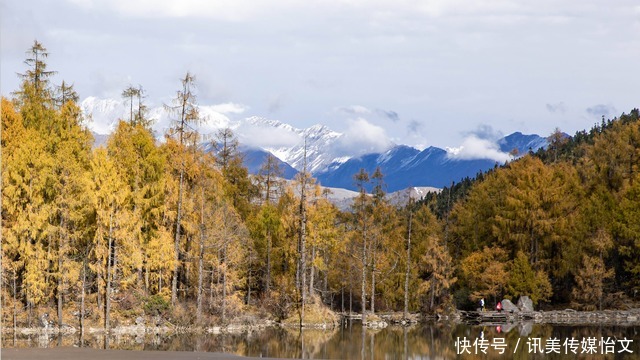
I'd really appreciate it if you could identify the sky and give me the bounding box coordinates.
[2,0,640,153]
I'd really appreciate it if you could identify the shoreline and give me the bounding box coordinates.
[3,308,640,338]
[454,308,640,326]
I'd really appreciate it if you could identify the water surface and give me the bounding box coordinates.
[4,322,640,359]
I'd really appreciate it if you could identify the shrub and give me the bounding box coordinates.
[144,294,171,316]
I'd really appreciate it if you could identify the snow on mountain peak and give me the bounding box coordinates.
[80,97,350,173]
[81,96,128,134]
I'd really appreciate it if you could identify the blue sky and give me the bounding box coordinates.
[2,0,639,150]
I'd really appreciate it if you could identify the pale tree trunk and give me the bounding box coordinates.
[196,185,206,322]
[299,195,307,327]
[222,243,228,322]
[265,172,272,296]
[209,267,214,312]
[13,270,18,336]
[370,238,376,315]
[404,206,413,319]
[171,94,188,306]
[298,142,308,328]
[196,224,205,322]
[308,244,316,299]
[361,226,367,324]
[58,217,65,329]
[247,261,252,306]
[80,255,87,337]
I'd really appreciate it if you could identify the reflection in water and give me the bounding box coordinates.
[3,322,640,359]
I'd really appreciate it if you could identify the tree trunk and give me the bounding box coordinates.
[172,104,187,306]
[80,256,87,336]
[196,184,205,322]
[361,228,367,324]
[144,259,150,295]
[308,244,316,299]
[196,225,205,322]
[222,243,228,322]
[370,240,376,315]
[105,211,114,332]
[266,228,271,296]
[298,148,308,328]
[58,217,65,329]
[209,266,214,311]
[430,279,436,311]
[299,201,307,327]
[247,262,252,306]
[404,207,412,319]
[172,164,184,306]
[13,270,18,335]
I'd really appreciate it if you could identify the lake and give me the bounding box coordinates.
[4,321,640,359]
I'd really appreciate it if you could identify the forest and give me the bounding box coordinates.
[1,41,639,331]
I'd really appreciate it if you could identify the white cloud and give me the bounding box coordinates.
[65,0,301,21]
[237,125,302,148]
[210,102,247,114]
[334,117,393,156]
[336,105,372,115]
[446,135,512,162]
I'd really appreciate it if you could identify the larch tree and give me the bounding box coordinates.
[90,148,134,331]
[2,98,53,313]
[416,205,455,313]
[194,152,224,322]
[214,128,255,220]
[460,246,509,305]
[506,251,552,306]
[165,72,201,306]
[108,118,166,295]
[295,142,311,327]
[352,168,371,323]
[306,185,339,302]
[50,93,93,328]
[403,193,414,319]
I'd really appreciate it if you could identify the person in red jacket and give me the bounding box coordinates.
[496,301,503,312]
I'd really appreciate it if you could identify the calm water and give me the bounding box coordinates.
[4,321,640,359]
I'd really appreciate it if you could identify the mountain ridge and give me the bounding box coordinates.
[82,97,548,191]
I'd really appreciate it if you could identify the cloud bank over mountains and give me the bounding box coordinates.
[82,96,517,167]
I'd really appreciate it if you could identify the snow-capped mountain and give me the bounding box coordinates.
[81,97,548,191]
[81,96,233,137]
[263,124,343,173]
[81,97,345,174]
[315,132,548,192]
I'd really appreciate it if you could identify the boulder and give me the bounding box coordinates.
[501,323,516,333]
[518,322,533,337]
[517,296,534,312]
[501,299,519,313]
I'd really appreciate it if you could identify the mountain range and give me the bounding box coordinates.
[81,97,548,193]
